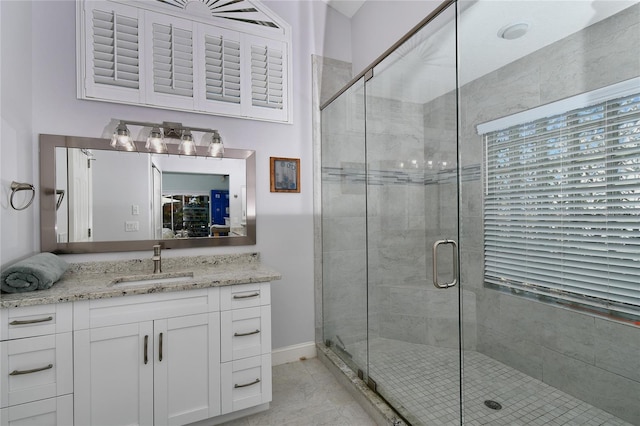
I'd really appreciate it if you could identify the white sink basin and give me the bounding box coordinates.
[110,272,194,287]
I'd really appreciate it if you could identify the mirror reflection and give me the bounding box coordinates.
[55,148,246,243]
[41,134,256,254]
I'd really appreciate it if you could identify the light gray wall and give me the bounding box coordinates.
[0,0,351,352]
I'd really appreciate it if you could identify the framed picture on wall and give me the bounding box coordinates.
[270,157,300,193]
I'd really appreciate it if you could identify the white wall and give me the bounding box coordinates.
[350,0,442,75]
[0,0,351,351]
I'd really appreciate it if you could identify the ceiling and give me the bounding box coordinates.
[321,0,367,18]
[365,0,639,104]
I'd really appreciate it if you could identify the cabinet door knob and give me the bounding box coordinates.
[10,364,53,376]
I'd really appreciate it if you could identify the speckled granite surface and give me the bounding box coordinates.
[1,253,281,308]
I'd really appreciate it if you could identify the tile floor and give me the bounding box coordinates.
[219,357,376,426]
[357,338,633,426]
[220,340,634,426]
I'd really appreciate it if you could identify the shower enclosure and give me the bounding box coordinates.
[320,1,640,425]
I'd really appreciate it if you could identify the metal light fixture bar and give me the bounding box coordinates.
[113,120,224,157]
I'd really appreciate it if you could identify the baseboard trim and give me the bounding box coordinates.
[271,341,317,366]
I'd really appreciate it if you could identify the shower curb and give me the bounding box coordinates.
[316,343,407,426]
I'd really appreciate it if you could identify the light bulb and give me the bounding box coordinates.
[207,131,224,158]
[110,123,136,151]
[145,127,167,153]
[178,129,196,155]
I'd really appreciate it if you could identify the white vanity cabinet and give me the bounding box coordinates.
[73,288,221,426]
[0,304,74,426]
[1,280,274,426]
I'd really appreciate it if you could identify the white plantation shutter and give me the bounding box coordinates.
[92,9,139,88]
[483,90,640,318]
[83,2,143,103]
[80,1,291,122]
[251,44,284,110]
[152,22,193,97]
[205,35,241,104]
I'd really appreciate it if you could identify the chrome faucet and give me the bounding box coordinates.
[152,244,162,274]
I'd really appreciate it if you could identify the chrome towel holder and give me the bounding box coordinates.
[10,181,35,211]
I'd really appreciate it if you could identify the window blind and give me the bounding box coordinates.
[251,44,284,109]
[92,9,140,88]
[152,22,193,97]
[483,92,640,317]
[204,35,241,104]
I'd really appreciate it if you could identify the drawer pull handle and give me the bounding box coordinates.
[144,335,149,365]
[234,378,260,388]
[159,332,163,362]
[234,329,260,337]
[10,316,53,325]
[233,292,260,299]
[10,364,53,376]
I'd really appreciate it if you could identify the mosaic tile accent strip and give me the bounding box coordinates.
[321,164,480,187]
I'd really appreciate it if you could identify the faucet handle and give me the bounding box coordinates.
[153,244,162,256]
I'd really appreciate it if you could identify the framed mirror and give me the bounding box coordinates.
[40,134,256,253]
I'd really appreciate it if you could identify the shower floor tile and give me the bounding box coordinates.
[349,338,632,426]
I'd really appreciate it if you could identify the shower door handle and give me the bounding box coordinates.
[432,239,458,289]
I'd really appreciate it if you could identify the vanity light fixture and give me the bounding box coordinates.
[111,120,223,157]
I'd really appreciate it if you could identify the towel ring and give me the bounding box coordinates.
[10,181,35,211]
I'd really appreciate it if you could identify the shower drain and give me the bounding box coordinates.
[484,400,503,410]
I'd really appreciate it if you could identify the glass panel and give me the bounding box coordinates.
[365,5,460,425]
[321,77,368,373]
[458,1,640,424]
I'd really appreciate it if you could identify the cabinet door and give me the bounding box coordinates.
[154,313,220,426]
[74,322,154,426]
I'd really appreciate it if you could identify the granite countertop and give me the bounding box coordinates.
[1,253,281,309]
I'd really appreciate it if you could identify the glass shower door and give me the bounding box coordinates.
[364,4,461,425]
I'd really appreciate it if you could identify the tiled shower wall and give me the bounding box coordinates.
[457,4,640,423]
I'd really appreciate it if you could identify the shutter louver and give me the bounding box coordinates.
[152,22,193,97]
[483,92,640,318]
[251,44,283,110]
[92,9,139,89]
[205,35,241,104]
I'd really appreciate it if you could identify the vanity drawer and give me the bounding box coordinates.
[220,283,270,311]
[1,303,72,341]
[0,394,73,426]
[73,288,219,329]
[221,354,272,415]
[0,395,73,426]
[0,333,73,408]
[221,306,271,362]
